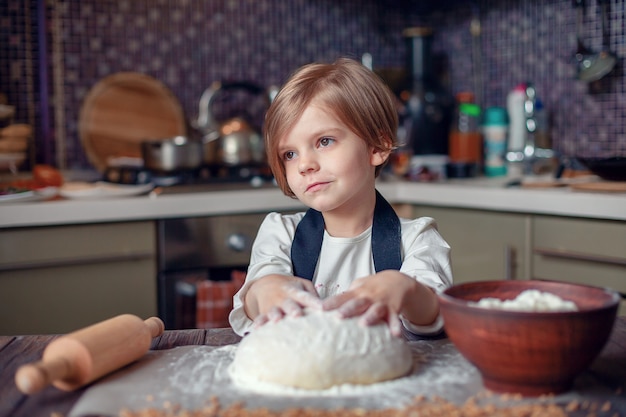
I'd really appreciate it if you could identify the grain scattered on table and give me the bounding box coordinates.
[115,394,619,417]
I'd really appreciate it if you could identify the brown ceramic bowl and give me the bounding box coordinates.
[439,280,620,396]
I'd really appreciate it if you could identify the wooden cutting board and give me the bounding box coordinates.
[570,181,626,193]
[79,72,187,172]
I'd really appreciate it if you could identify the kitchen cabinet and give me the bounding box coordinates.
[0,221,157,335]
[412,206,530,283]
[532,215,626,315]
[410,205,625,316]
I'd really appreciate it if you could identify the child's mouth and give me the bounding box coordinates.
[306,182,329,193]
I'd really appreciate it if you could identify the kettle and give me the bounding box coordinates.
[195,81,270,166]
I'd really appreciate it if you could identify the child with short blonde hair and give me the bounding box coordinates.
[229,58,452,338]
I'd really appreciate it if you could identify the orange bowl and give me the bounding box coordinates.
[438,280,620,396]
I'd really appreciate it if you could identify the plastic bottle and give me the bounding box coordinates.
[483,107,508,177]
[506,84,526,152]
[448,92,482,177]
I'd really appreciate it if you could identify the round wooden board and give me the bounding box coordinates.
[570,181,626,193]
[79,72,186,172]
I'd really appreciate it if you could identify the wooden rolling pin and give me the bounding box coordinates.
[14,314,165,395]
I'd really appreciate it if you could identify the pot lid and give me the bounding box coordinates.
[79,72,186,172]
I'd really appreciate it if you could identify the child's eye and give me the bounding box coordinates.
[319,137,334,147]
[283,150,296,161]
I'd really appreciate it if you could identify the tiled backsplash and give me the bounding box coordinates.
[1,0,624,170]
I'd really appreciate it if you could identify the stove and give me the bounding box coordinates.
[155,180,277,196]
[104,162,277,193]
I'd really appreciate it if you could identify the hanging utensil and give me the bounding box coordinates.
[573,0,596,81]
[574,0,616,82]
[594,0,617,78]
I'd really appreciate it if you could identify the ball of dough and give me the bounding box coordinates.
[230,310,413,390]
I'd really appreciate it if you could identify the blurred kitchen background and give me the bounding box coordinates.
[1,0,625,171]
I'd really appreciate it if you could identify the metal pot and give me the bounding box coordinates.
[195,81,270,166]
[141,136,202,172]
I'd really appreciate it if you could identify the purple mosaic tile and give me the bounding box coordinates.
[0,0,624,170]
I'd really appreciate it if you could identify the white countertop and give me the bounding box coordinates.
[1,178,626,229]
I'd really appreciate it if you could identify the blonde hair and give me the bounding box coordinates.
[264,58,399,198]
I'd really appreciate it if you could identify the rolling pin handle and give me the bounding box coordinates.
[145,316,165,338]
[15,357,71,395]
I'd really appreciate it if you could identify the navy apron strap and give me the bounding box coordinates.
[291,190,402,281]
[372,189,403,272]
[291,207,325,281]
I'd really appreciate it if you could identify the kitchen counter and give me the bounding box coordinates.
[1,317,625,417]
[1,177,626,229]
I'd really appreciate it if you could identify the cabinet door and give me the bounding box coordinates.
[0,222,157,335]
[532,216,626,315]
[413,207,530,284]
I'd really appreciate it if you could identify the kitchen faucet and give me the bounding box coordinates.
[507,83,555,176]
[523,84,537,174]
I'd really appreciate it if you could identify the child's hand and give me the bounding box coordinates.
[245,274,322,327]
[322,271,419,337]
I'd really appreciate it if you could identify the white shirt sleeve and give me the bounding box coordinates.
[398,216,453,336]
[229,212,303,336]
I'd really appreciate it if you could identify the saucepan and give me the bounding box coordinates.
[141,136,203,172]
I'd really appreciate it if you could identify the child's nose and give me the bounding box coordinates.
[298,152,319,174]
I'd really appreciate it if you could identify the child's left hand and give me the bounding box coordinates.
[322,270,417,337]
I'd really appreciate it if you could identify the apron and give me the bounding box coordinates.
[291,190,402,281]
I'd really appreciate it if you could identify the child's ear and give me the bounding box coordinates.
[370,136,393,166]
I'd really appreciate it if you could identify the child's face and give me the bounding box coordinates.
[278,99,388,213]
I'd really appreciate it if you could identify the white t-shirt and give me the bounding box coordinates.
[229,211,453,336]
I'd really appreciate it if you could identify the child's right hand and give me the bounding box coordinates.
[244,274,322,328]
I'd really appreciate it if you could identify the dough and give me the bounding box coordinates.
[229,310,413,390]
[471,289,578,312]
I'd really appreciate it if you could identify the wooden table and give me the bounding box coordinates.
[1,320,625,417]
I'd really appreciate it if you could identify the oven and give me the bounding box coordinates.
[107,160,280,330]
[156,212,267,330]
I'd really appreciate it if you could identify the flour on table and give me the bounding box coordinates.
[69,339,481,416]
[229,310,413,390]
[470,289,578,312]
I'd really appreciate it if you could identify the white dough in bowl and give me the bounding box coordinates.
[470,289,578,312]
[229,310,413,390]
